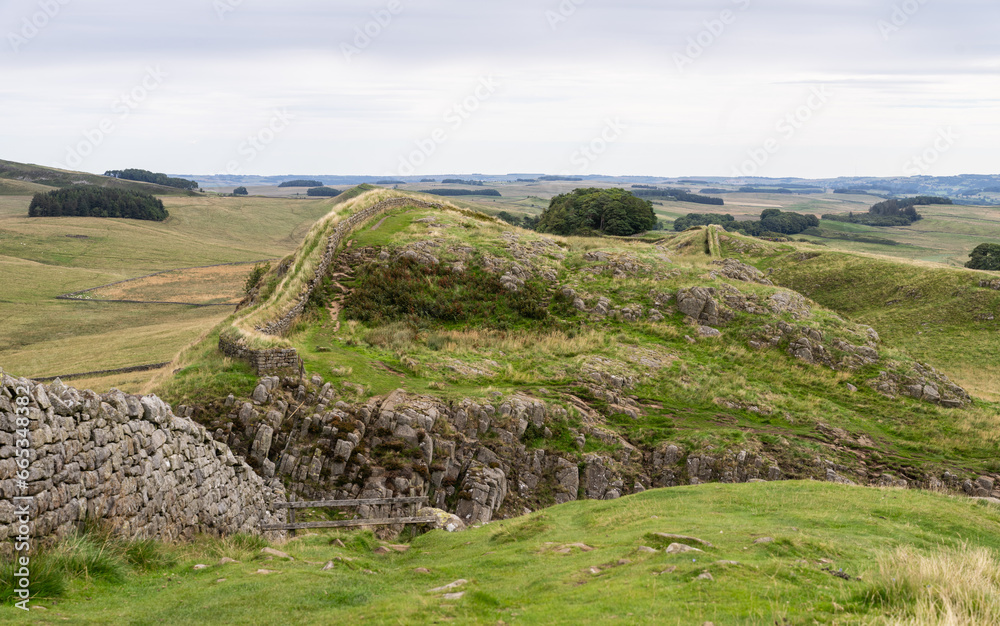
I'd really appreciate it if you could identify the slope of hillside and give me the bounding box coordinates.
[749,246,1000,401]
[0,159,193,195]
[7,482,1000,624]
[161,194,1000,530]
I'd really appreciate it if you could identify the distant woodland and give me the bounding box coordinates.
[823,196,950,226]
[104,169,198,190]
[424,189,501,197]
[29,187,169,221]
[279,180,324,188]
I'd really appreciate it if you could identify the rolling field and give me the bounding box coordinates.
[0,194,333,389]
[5,482,1000,625]
[83,263,258,305]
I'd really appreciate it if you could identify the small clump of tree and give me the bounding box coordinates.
[536,187,657,237]
[306,187,341,197]
[28,187,169,221]
[233,187,249,196]
[823,196,950,227]
[966,243,1000,271]
[673,213,736,231]
[727,209,819,237]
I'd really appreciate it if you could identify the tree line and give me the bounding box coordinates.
[278,180,324,188]
[104,169,198,191]
[424,189,502,197]
[631,188,725,206]
[822,196,950,227]
[29,187,169,221]
[672,209,818,237]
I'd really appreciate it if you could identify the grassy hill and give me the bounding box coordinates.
[166,195,1000,488]
[6,184,1000,623]
[5,482,999,624]
[0,187,336,387]
[0,159,194,195]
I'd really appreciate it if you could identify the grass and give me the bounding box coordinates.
[0,193,331,390]
[756,248,1000,401]
[84,263,258,305]
[5,482,1000,624]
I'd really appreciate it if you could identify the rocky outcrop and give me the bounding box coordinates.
[676,287,727,327]
[0,372,285,552]
[866,363,972,407]
[179,373,996,528]
[711,259,773,285]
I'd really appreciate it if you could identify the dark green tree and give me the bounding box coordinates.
[966,243,1000,271]
[536,188,656,237]
[233,186,249,196]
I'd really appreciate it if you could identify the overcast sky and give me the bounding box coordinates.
[2,0,997,178]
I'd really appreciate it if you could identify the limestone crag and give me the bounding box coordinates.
[187,374,993,528]
[0,373,285,553]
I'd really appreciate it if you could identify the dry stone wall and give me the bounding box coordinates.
[223,196,442,375]
[257,196,442,337]
[0,371,286,552]
[218,336,301,374]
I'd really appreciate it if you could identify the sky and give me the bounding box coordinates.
[1,0,998,178]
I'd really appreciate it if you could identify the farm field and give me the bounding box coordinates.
[0,193,333,389]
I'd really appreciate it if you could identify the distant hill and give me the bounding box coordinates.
[0,159,194,195]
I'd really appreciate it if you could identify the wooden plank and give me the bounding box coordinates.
[261,516,437,531]
[272,497,428,510]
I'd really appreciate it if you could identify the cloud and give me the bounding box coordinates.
[1,0,997,176]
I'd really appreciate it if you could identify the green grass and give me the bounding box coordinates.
[756,248,1000,401]
[6,482,1000,624]
[0,193,332,389]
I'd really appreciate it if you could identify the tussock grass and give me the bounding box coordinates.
[0,521,175,605]
[861,544,1000,625]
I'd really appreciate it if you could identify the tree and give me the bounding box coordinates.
[233,186,249,196]
[536,188,656,237]
[966,243,1000,271]
[28,186,168,221]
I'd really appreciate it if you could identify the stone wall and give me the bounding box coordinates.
[257,196,441,337]
[0,372,286,551]
[218,336,301,375]
[222,196,441,375]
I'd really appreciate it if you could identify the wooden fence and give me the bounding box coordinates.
[261,496,434,532]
